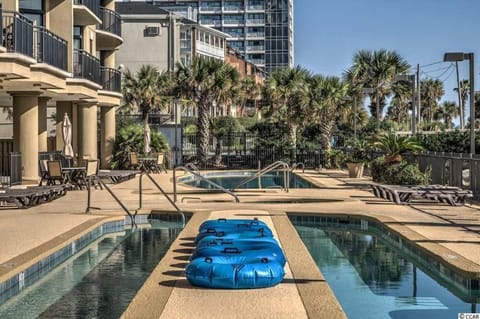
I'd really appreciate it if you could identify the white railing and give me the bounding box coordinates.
[196,41,225,59]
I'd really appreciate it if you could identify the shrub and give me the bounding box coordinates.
[110,124,169,169]
[371,157,431,185]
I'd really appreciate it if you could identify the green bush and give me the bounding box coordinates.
[110,124,169,169]
[371,157,431,185]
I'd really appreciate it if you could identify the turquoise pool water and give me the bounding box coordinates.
[0,218,183,318]
[179,171,316,189]
[291,216,479,319]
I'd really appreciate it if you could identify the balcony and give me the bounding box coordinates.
[73,0,101,26]
[246,32,264,38]
[223,5,244,12]
[34,26,68,71]
[199,6,221,13]
[96,7,122,50]
[223,19,244,26]
[73,49,101,85]
[1,11,34,59]
[200,19,222,27]
[1,11,68,71]
[246,5,264,11]
[246,19,264,25]
[100,66,120,92]
[246,45,264,52]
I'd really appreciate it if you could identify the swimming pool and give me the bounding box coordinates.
[179,171,317,189]
[0,216,184,318]
[290,215,479,319]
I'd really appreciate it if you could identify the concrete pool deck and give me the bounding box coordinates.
[0,169,480,318]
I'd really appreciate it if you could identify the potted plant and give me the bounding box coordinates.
[344,139,369,178]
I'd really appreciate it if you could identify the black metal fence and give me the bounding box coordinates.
[0,140,21,186]
[101,66,121,92]
[34,26,68,71]
[99,7,121,37]
[73,49,101,85]
[182,133,325,169]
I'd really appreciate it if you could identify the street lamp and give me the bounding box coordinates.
[364,87,380,130]
[444,52,475,154]
[394,74,417,135]
[173,99,181,166]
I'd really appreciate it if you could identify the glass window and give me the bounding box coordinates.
[19,0,43,10]
[19,0,44,26]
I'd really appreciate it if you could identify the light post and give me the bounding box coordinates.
[173,99,180,166]
[444,52,475,154]
[343,96,358,139]
[394,74,417,135]
[364,87,380,130]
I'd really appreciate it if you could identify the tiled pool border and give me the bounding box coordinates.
[0,212,188,306]
[288,214,480,302]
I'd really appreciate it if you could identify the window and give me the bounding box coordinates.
[73,26,83,50]
[19,0,44,26]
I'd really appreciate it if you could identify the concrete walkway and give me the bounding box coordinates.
[0,170,479,318]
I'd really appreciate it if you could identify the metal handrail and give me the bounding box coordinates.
[86,176,137,228]
[184,162,200,173]
[173,166,240,203]
[138,172,185,227]
[291,162,305,173]
[232,161,290,192]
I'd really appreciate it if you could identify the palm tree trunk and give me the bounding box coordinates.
[319,120,334,168]
[197,100,210,167]
[289,123,297,163]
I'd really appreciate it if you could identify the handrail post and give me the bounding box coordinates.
[139,172,143,209]
[173,166,177,202]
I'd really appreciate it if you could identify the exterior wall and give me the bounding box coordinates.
[117,18,170,73]
[46,0,73,73]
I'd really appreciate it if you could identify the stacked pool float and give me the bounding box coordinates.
[186,218,286,289]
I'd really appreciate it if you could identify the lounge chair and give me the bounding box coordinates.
[370,184,473,206]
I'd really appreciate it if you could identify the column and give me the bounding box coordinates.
[38,97,49,153]
[55,101,73,151]
[78,103,97,165]
[12,93,39,182]
[100,106,115,169]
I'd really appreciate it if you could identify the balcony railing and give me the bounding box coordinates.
[74,0,101,19]
[98,7,121,37]
[1,10,68,71]
[34,26,68,71]
[247,45,264,51]
[246,5,264,10]
[2,10,34,58]
[223,6,244,11]
[100,66,120,92]
[246,19,264,24]
[247,32,264,38]
[73,49,101,84]
[223,19,244,25]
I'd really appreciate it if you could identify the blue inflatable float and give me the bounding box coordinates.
[195,227,273,243]
[191,244,286,266]
[185,256,285,289]
[198,218,267,232]
[186,218,286,289]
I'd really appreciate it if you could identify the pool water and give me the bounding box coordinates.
[293,222,479,319]
[0,220,182,319]
[180,171,316,189]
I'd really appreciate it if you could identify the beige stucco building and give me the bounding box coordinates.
[0,0,123,182]
[116,2,228,74]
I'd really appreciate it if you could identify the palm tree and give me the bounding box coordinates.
[175,57,239,166]
[454,79,469,128]
[420,79,444,125]
[236,77,260,117]
[386,80,411,127]
[435,101,458,129]
[345,49,410,121]
[260,66,311,153]
[309,75,349,156]
[372,132,423,163]
[122,65,173,132]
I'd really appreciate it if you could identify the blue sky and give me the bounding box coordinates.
[294,0,480,110]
